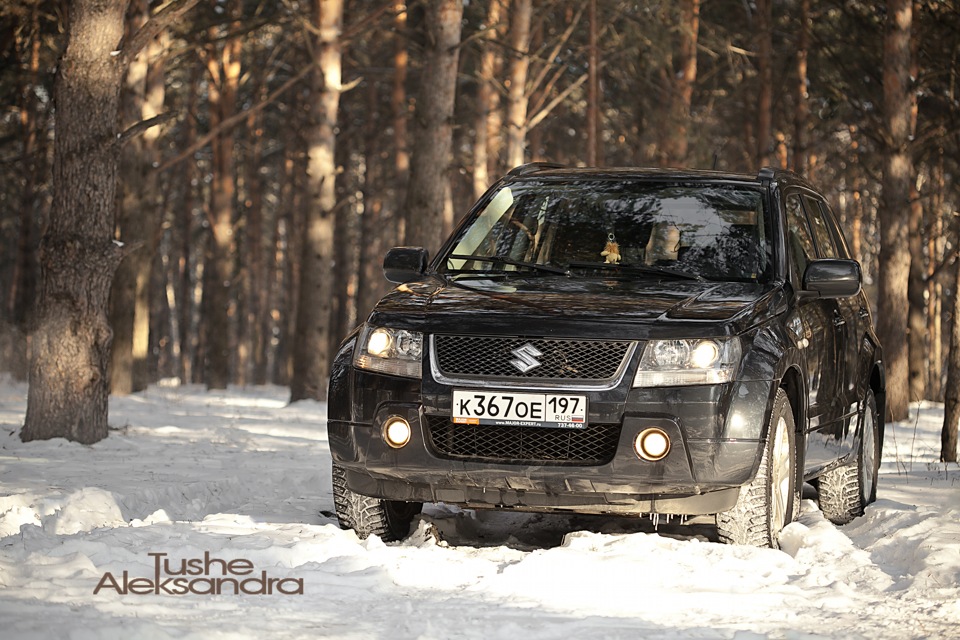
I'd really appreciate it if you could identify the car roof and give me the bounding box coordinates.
[504,163,819,192]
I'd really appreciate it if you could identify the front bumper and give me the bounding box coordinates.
[328,370,775,515]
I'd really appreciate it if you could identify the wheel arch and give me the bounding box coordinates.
[779,365,806,489]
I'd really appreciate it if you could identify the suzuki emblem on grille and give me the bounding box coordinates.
[510,344,543,373]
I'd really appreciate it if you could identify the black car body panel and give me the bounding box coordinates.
[328,166,885,523]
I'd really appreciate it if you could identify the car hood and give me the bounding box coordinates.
[367,275,786,339]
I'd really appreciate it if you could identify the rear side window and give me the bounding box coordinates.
[786,194,817,282]
[802,195,838,259]
[817,201,853,260]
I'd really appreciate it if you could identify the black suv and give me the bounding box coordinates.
[327,165,885,548]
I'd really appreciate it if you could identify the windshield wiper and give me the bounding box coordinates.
[565,261,703,281]
[446,254,569,276]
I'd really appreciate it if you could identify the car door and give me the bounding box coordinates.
[784,192,844,472]
[802,193,858,462]
[814,198,863,458]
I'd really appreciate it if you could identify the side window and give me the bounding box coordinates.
[817,201,853,260]
[786,194,817,282]
[802,195,838,259]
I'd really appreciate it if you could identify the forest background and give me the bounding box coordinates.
[0,0,958,459]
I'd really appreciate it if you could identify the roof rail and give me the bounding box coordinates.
[757,167,777,181]
[506,162,566,177]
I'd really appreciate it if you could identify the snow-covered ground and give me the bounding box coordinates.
[0,376,957,639]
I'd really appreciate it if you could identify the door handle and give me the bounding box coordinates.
[833,313,846,327]
[858,308,870,319]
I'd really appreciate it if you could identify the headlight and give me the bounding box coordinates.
[632,337,741,387]
[354,326,423,378]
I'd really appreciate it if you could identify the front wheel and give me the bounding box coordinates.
[817,388,880,525]
[716,388,797,548]
[332,463,422,542]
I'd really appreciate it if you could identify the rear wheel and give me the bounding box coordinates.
[332,463,422,541]
[817,388,879,525]
[717,388,797,548]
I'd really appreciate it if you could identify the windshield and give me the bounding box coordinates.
[443,179,771,283]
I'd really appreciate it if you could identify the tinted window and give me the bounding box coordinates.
[817,201,852,260]
[445,181,771,282]
[786,194,817,280]
[802,195,838,259]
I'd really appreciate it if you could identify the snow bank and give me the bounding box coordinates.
[0,378,958,639]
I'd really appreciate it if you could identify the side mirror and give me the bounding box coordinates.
[383,247,429,284]
[802,259,861,298]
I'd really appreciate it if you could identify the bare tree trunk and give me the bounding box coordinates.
[877,0,914,422]
[403,0,463,252]
[276,141,313,385]
[22,0,129,444]
[587,0,599,166]
[754,0,773,167]
[356,77,391,321]
[942,251,960,462]
[111,1,166,395]
[177,63,202,384]
[290,0,344,402]
[906,17,925,405]
[202,1,242,390]
[907,176,926,403]
[659,0,699,166]
[110,1,148,396]
[793,0,810,175]
[928,153,946,400]
[245,85,269,386]
[392,0,410,243]
[473,0,505,198]
[329,143,354,362]
[505,0,532,169]
[5,0,43,380]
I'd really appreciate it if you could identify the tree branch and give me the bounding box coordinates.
[118,112,176,146]
[122,0,202,64]
[526,72,589,132]
[158,61,315,172]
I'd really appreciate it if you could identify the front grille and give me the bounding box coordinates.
[432,335,635,383]
[425,415,621,466]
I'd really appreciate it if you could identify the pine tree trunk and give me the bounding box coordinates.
[473,0,505,198]
[928,154,946,400]
[290,0,343,402]
[329,141,354,362]
[22,0,129,444]
[392,0,410,240]
[403,0,463,252]
[356,77,390,322]
[941,253,960,462]
[111,1,166,395]
[4,1,43,380]
[907,179,926,403]
[202,2,242,390]
[245,86,268,386]
[505,0,532,169]
[586,0,599,166]
[793,0,810,175]
[754,0,773,167]
[659,0,699,166]
[877,0,914,422]
[178,63,202,385]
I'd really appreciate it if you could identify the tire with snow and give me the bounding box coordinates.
[332,463,422,542]
[817,388,880,525]
[716,388,797,548]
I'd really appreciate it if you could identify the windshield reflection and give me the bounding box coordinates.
[443,180,771,283]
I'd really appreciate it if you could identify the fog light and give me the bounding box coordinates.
[634,428,670,461]
[383,417,412,448]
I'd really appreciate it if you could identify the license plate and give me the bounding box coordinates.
[452,390,588,429]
